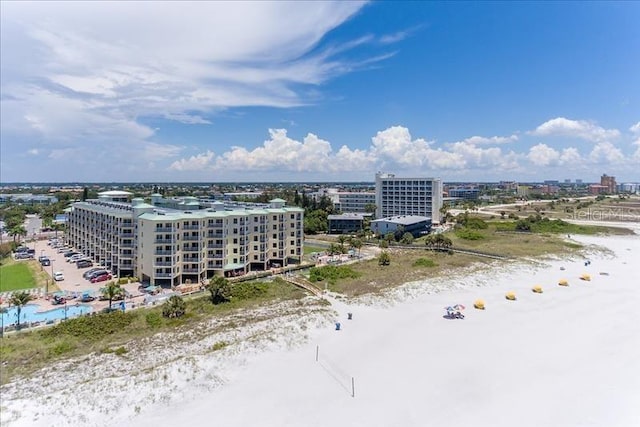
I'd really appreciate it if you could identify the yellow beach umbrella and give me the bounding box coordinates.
[580,274,591,281]
[558,279,569,286]
[505,291,517,300]
[532,285,543,293]
[474,299,485,310]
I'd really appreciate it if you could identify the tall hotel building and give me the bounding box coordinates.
[374,172,443,223]
[67,191,304,286]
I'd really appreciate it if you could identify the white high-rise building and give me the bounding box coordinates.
[374,172,443,223]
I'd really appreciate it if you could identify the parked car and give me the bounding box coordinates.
[83,268,103,279]
[90,273,112,283]
[15,252,33,260]
[76,259,93,268]
[87,269,108,280]
[53,271,65,281]
[40,258,51,267]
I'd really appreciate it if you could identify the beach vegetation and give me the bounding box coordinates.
[162,295,186,319]
[412,258,437,268]
[101,281,124,310]
[455,228,485,240]
[207,276,232,304]
[309,265,361,285]
[378,251,391,266]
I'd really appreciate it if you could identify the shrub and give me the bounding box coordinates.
[48,340,76,356]
[211,341,228,351]
[413,258,437,268]
[309,265,361,284]
[231,282,268,300]
[42,311,136,341]
[145,312,162,328]
[455,229,485,240]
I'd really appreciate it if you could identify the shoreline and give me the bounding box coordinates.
[1,230,639,426]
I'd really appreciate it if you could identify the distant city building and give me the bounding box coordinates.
[67,192,304,285]
[588,184,608,195]
[600,174,617,194]
[311,188,376,213]
[516,185,530,197]
[543,180,560,186]
[575,179,583,184]
[0,193,58,205]
[370,215,432,238]
[327,213,370,234]
[447,186,480,200]
[374,172,443,223]
[620,183,640,194]
[564,179,572,184]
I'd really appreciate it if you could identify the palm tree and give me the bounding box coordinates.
[349,238,363,256]
[9,225,27,244]
[206,276,231,304]
[102,281,124,310]
[162,295,186,318]
[9,291,34,331]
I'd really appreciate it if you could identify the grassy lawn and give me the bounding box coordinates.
[0,262,37,292]
[0,258,55,292]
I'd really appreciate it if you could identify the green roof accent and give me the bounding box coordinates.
[223,263,245,271]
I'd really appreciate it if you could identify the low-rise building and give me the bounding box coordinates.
[327,213,370,234]
[370,215,432,238]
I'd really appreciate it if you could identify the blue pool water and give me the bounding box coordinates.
[1,303,93,325]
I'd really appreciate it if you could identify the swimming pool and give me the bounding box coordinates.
[1,303,93,325]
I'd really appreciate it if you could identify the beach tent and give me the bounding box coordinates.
[580,274,591,281]
[474,299,485,310]
[532,285,543,293]
[558,279,569,286]
[505,291,517,300]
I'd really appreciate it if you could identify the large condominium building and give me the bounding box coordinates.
[374,173,443,223]
[67,192,304,286]
[312,188,376,213]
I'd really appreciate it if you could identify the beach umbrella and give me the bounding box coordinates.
[505,291,517,300]
[532,285,543,293]
[580,274,591,281]
[473,299,485,310]
[558,279,569,286]
[453,304,466,311]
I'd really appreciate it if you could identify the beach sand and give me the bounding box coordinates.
[2,231,639,427]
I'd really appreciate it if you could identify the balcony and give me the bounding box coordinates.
[154,250,174,255]
[182,268,200,273]
[182,235,200,241]
[155,238,174,244]
[154,272,175,278]
[153,261,174,267]
[155,227,174,232]
[182,246,200,252]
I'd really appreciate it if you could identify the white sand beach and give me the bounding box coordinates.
[2,230,639,427]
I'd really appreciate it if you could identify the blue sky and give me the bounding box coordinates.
[1,1,639,183]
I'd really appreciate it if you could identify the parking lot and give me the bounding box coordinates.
[38,239,142,301]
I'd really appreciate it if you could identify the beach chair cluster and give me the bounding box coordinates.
[458,268,603,315]
[0,288,44,303]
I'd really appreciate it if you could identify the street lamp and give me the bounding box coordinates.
[64,300,68,321]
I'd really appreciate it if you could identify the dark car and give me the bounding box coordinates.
[40,258,51,267]
[76,259,93,268]
[83,267,103,279]
[87,269,108,280]
[90,273,112,283]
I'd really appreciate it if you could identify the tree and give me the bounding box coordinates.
[500,211,506,219]
[162,295,186,318]
[349,238,363,256]
[207,276,231,304]
[82,187,89,201]
[9,225,27,243]
[337,235,347,249]
[425,234,452,251]
[400,232,414,245]
[378,251,391,266]
[102,281,124,310]
[9,291,34,331]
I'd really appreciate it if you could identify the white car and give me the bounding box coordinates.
[53,271,65,281]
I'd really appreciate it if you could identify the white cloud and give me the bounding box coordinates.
[589,141,625,164]
[531,117,620,142]
[630,122,640,134]
[169,151,216,172]
[1,2,372,153]
[27,149,39,156]
[460,135,518,145]
[528,144,586,167]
